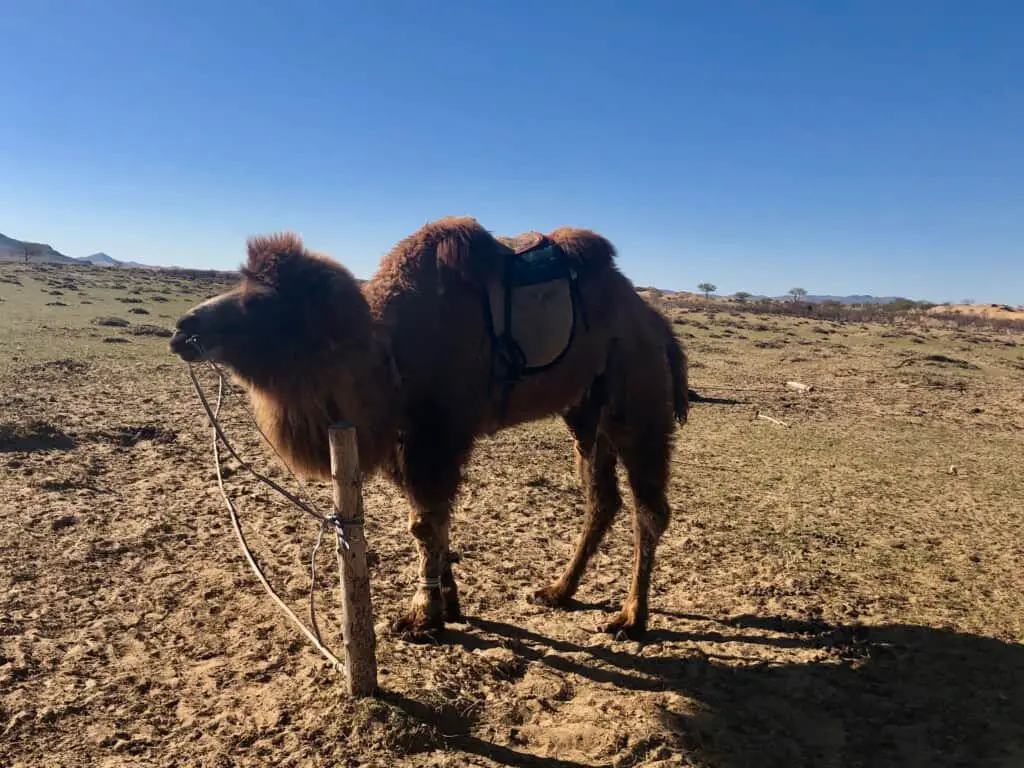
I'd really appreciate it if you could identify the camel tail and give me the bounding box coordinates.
[665,329,689,425]
[644,302,689,425]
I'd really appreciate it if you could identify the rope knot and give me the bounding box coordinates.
[327,512,365,552]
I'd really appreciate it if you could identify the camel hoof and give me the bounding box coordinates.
[443,593,464,624]
[604,612,647,641]
[390,612,445,643]
[445,608,465,624]
[530,584,572,608]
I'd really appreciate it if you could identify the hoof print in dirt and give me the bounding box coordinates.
[0,421,75,453]
[85,425,177,447]
[50,514,78,531]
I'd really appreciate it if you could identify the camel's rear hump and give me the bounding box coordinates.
[426,217,617,286]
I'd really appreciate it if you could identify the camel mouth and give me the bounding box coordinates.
[169,331,203,362]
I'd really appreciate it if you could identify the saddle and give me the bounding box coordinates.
[484,232,589,420]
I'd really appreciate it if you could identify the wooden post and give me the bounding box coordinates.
[328,422,378,697]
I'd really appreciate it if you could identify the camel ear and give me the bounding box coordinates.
[242,232,306,288]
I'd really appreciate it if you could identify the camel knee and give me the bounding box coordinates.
[620,448,671,541]
[642,505,670,540]
[592,471,622,514]
[408,515,434,541]
[407,506,449,542]
[635,493,670,540]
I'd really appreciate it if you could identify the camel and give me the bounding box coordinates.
[169,216,689,640]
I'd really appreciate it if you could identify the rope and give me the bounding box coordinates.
[692,379,1017,395]
[184,339,348,673]
[186,357,325,523]
[693,381,971,394]
[309,518,331,646]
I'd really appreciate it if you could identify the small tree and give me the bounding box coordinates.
[733,291,752,303]
[697,282,717,299]
[789,287,808,301]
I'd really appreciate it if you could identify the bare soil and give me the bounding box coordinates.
[2,263,1023,767]
[929,303,1024,320]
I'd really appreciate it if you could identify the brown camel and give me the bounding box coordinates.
[169,216,689,640]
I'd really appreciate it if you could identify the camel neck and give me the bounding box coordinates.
[246,330,398,480]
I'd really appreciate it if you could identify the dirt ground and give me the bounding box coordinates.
[2,262,1023,767]
[927,303,1024,321]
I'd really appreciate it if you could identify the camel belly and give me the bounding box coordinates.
[480,322,610,432]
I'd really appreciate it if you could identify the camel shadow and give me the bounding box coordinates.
[688,389,747,406]
[379,688,598,768]
[424,612,1024,768]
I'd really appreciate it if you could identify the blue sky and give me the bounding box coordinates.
[1,0,1021,303]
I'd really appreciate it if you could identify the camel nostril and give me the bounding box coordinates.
[170,313,205,360]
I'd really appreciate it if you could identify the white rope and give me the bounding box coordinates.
[186,351,347,673]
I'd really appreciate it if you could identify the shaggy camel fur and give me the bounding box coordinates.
[170,216,689,640]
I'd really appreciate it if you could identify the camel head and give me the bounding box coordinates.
[169,233,371,384]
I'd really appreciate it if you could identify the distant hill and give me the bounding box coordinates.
[0,233,157,269]
[787,294,906,305]
[79,252,119,266]
[0,233,80,264]
[80,252,159,270]
[737,293,908,304]
[645,288,913,305]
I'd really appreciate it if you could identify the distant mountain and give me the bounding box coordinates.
[0,233,160,269]
[77,252,158,269]
[682,292,909,305]
[656,290,922,306]
[79,252,119,266]
[783,294,907,305]
[0,232,80,264]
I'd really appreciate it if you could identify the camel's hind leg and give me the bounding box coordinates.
[604,435,671,639]
[532,380,622,607]
[602,345,676,640]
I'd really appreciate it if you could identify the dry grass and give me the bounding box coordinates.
[1,261,1023,767]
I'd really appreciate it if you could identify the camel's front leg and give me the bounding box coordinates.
[392,506,450,639]
[389,415,471,640]
[441,536,463,623]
